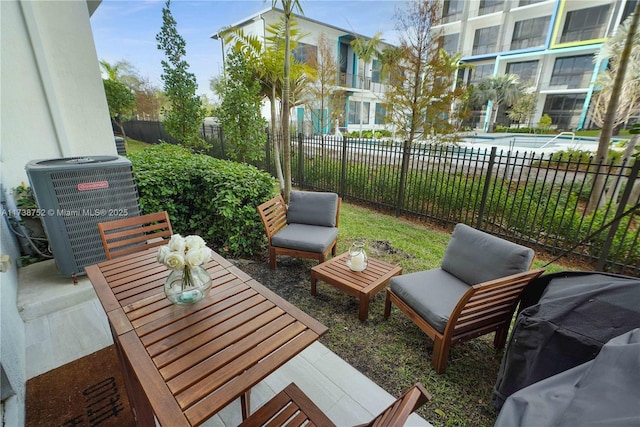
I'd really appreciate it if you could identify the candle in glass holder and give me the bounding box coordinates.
[347,241,368,271]
[351,252,365,270]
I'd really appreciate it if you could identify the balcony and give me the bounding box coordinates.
[337,72,388,94]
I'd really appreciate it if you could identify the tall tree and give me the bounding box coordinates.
[588,11,640,133]
[103,79,135,137]
[156,0,207,151]
[587,4,640,214]
[471,74,522,132]
[307,32,345,144]
[220,18,308,193]
[100,59,163,120]
[272,0,303,204]
[507,90,537,128]
[385,0,467,146]
[214,50,267,163]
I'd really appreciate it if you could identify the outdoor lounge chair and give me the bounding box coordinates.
[384,223,545,373]
[257,190,341,269]
[97,211,173,260]
[239,382,431,426]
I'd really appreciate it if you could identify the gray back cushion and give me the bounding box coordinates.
[441,224,534,285]
[287,191,338,227]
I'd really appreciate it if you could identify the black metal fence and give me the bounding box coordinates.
[123,120,640,275]
[265,134,640,276]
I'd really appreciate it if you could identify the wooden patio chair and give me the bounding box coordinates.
[384,223,545,373]
[239,382,431,427]
[97,211,172,260]
[257,191,341,269]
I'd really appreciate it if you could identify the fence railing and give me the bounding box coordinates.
[266,134,640,276]
[123,120,640,275]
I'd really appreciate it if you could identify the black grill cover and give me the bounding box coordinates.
[494,328,640,427]
[492,271,640,412]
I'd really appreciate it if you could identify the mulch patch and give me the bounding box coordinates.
[26,345,135,427]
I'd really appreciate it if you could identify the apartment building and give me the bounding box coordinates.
[437,0,638,131]
[212,7,394,136]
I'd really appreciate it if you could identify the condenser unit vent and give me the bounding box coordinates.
[25,156,140,277]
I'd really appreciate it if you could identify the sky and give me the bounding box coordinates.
[90,0,406,100]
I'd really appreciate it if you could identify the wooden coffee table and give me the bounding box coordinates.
[311,252,402,321]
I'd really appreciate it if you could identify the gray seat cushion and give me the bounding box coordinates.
[441,224,534,285]
[390,268,470,333]
[287,191,338,227]
[271,224,339,253]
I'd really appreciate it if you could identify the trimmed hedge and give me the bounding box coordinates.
[129,143,276,257]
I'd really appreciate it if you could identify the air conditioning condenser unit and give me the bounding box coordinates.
[25,155,141,277]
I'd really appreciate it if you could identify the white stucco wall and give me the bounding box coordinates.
[1,1,111,424]
[1,0,115,191]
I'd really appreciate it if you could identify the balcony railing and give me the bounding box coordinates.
[337,72,388,94]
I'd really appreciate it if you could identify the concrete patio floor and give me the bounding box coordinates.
[19,260,431,426]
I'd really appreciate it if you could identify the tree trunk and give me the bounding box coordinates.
[605,135,639,206]
[270,88,285,193]
[586,2,640,214]
[282,16,292,203]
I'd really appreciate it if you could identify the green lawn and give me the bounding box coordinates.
[123,137,151,155]
[242,202,573,427]
[125,138,574,426]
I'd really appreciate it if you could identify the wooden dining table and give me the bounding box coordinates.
[86,246,328,427]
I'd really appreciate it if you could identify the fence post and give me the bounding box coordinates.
[395,140,411,217]
[297,133,304,189]
[476,146,497,229]
[596,159,640,271]
[340,136,348,197]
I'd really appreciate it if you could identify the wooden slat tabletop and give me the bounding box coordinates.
[86,246,327,426]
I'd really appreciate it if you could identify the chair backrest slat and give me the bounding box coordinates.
[364,383,431,427]
[257,195,288,241]
[98,211,172,260]
[448,268,545,339]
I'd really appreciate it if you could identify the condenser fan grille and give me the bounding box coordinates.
[50,167,140,269]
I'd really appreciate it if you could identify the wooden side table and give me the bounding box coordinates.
[310,252,402,321]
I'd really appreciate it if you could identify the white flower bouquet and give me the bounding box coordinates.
[157,234,212,290]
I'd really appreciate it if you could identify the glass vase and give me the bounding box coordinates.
[164,265,212,305]
[346,241,368,271]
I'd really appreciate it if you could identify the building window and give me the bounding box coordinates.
[511,16,550,50]
[375,103,387,125]
[348,101,370,125]
[468,63,495,85]
[372,59,382,83]
[479,0,503,15]
[621,0,638,23]
[506,60,539,85]
[560,4,611,43]
[442,33,460,55]
[550,54,593,89]
[543,94,586,129]
[442,0,463,23]
[293,42,317,65]
[473,26,499,55]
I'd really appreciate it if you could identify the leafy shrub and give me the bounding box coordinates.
[129,143,276,257]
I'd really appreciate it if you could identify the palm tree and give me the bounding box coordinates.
[471,74,522,132]
[220,18,309,194]
[273,0,303,203]
[99,59,121,81]
[350,33,382,135]
[587,3,640,214]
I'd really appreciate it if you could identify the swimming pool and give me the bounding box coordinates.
[459,133,604,154]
